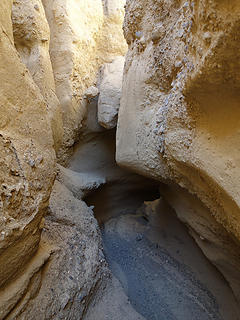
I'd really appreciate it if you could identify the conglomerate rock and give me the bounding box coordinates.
[116,0,240,301]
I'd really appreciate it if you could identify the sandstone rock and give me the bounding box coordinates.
[160,183,240,303]
[85,86,99,100]
[12,0,63,155]
[2,0,240,317]
[0,0,55,311]
[116,0,240,301]
[0,243,52,319]
[102,0,126,16]
[4,181,107,319]
[57,164,106,199]
[98,56,125,129]
[97,197,240,319]
[42,0,127,161]
[84,275,146,320]
[68,129,159,226]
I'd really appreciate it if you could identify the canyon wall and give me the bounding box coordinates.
[12,0,64,154]
[42,0,127,161]
[116,0,240,301]
[0,0,56,317]
[0,0,126,318]
[1,0,240,317]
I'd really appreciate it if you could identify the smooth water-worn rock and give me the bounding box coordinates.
[85,198,240,320]
[98,56,125,129]
[116,0,240,301]
[57,164,106,200]
[160,183,240,303]
[12,0,63,154]
[0,0,55,315]
[0,0,126,317]
[1,0,240,318]
[42,0,127,160]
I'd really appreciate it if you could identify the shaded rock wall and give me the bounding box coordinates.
[160,183,240,302]
[5,180,107,320]
[3,0,239,317]
[116,0,240,301]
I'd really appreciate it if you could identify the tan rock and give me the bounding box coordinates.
[116,0,240,301]
[0,0,55,308]
[0,0,164,317]
[6,181,107,319]
[85,86,99,100]
[57,164,106,199]
[98,56,125,129]
[42,0,127,161]
[12,0,64,155]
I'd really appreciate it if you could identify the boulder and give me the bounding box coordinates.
[98,56,125,129]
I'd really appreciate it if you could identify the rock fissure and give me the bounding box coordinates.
[0,0,240,319]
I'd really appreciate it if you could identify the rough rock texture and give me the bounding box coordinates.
[1,0,126,318]
[84,275,146,320]
[42,0,127,161]
[116,0,240,301]
[57,164,106,200]
[98,56,125,129]
[4,180,108,319]
[12,0,63,154]
[2,0,240,317]
[0,0,55,315]
[69,129,159,225]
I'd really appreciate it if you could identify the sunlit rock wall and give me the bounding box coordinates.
[12,0,64,154]
[0,0,55,316]
[116,0,240,300]
[0,0,127,317]
[42,0,127,161]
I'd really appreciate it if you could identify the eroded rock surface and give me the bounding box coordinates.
[116,0,240,301]
[12,0,63,154]
[98,56,125,129]
[0,0,127,317]
[85,198,240,320]
[0,0,55,315]
[42,0,127,161]
[160,183,240,303]
[6,181,107,320]
[1,0,240,318]
[57,164,106,200]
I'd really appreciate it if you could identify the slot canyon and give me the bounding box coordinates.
[0,0,240,319]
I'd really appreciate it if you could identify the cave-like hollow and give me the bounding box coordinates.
[67,126,240,320]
